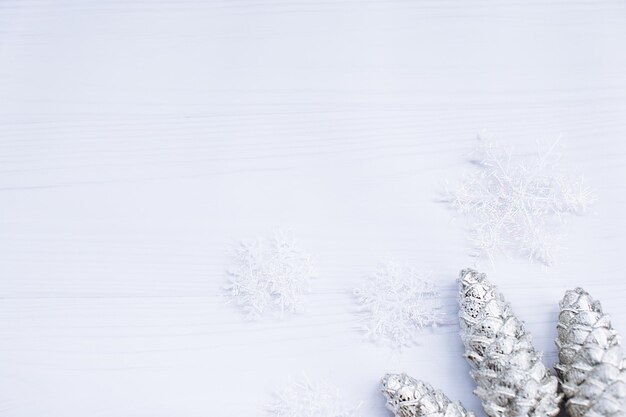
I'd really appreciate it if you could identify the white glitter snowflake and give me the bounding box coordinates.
[353,262,445,349]
[225,232,315,319]
[269,378,361,417]
[443,136,594,265]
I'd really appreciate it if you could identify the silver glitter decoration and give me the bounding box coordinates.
[458,269,562,417]
[381,373,475,417]
[555,288,626,417]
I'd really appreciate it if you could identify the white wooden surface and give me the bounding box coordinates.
[1,1,626,416]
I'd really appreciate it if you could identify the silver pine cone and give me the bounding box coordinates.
[458,269,561,417]
[555,287,626,417]
[381,373,476,417]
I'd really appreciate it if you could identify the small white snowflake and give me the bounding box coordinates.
[443,136,594,265]
[269,378,361,417]
[225,232,316,319]
[353,262,445,349]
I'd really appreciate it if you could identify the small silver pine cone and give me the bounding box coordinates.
[458,269,561,417]
[555,287,626,417]
[381,373,475,417]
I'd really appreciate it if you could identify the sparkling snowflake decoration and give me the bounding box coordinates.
[269,378,361,417]
[353,262,445,349]
[225,232,316,319]
[442,136,594,265]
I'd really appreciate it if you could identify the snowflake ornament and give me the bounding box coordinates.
[269,378,361,417]
[353,262,445,349]
[443,136,594,265]
[225,232,316,319]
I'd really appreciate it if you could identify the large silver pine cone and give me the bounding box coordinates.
[458,269,561,417]
[556,287,626,417]
[381,373,475,417]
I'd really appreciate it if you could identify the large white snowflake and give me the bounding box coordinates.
[353,262,445,349]
[225,233,315,319]
[269,378,361,417]
[443,136,594,265]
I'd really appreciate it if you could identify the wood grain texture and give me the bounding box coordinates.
[1,1,626,415]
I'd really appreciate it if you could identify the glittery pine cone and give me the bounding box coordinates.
[381,373,476,417]
[458,269,561,417]
[555,288,626,417]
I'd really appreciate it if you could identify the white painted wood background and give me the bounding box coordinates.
[1,1,626,416]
